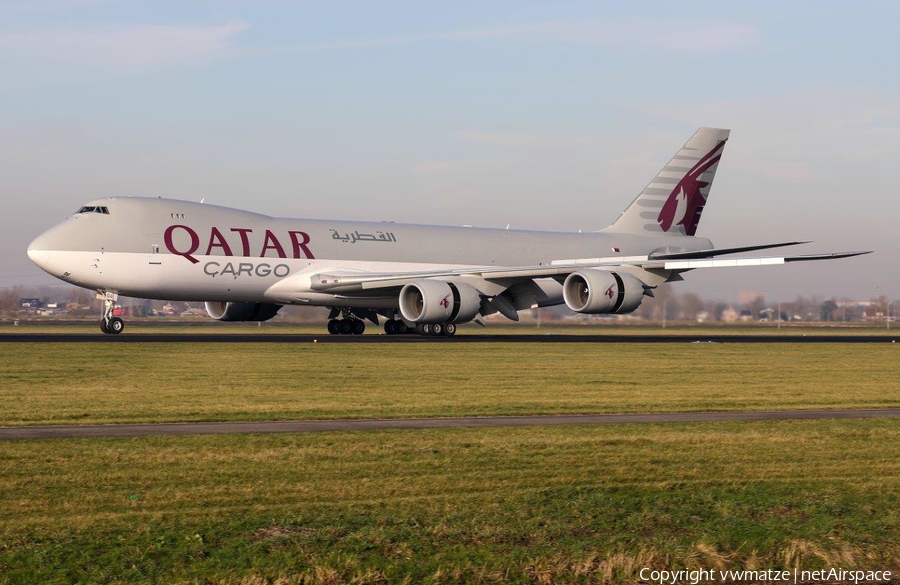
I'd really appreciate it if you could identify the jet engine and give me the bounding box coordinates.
[204,301,282,322]
[399,280,482,324]
[562,270,645,315]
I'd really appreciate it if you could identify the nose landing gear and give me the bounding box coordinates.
[97,291,124,335]
[100,316,125,334]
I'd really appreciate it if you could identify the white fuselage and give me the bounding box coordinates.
[27,197,711,309]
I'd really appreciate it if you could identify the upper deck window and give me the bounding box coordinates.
[75,206,110,215]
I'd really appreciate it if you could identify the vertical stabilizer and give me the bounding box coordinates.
[605,127,730,236]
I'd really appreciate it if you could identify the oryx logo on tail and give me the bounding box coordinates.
[657,140,726,236]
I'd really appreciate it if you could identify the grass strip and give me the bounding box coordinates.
[1,420,899,583]
[1,342,898,425]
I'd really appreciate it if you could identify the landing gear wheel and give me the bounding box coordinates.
[444,323,457,337]
[384,320,396,335]
[352,320,366,335]
[108,317,125,335]
[430,323,444,336]
[327,319,339,334]
[418,323,431,335]
[338,320,353,335]
[395,321,408,334]
[97,291,121,335]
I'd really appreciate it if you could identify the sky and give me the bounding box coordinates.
[1,0,897,301]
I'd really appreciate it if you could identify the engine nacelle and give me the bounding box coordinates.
[562,270,645,315]
[399,280,482,324]
[204,301,282,322]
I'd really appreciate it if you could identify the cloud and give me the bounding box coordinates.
[448,19,759,52]
[0,19,248,69]
[252,18,758,56]
[413,159,491,174]
[0,0,113,13]
[0,16,757,75]
[455,129,599,151]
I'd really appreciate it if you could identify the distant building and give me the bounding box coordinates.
[721,307,739,323]
[19,297,43,309]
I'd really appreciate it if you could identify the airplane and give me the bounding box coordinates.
[26,127,869,336]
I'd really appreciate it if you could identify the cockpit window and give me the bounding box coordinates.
[75,206,110,215]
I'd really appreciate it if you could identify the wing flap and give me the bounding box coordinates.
[663,257,785,270]
[663,251,871,270]
[649,241,809,260]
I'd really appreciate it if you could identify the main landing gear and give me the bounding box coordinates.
[327,318,366,335]
[98,291,124,335]
[414,322,457,337]
[383,319,409,335]
[383,316,455,336]
[382,319,457,336]
[336,319,457,336]
[326,308,369,335]
[326,308,458,337]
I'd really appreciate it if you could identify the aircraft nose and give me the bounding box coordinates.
[27,234,50,268]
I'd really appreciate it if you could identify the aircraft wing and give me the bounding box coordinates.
[648,251,871,270]
[307,248,871,293]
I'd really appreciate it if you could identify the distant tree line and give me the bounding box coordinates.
[1,283,896,324]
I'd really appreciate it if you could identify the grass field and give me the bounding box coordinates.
[2,420,900,584]
[0,342,898,426]
[2,337,898,583]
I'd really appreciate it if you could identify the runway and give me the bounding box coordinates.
[2,333,898,343]
[2,409,899,440]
